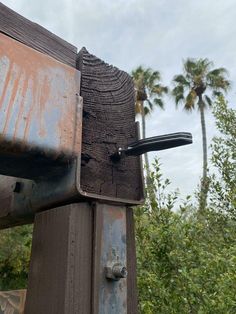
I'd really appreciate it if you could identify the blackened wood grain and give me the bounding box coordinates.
[0,2,77,67]
[25,203,93,314]
[77,48,143,202]
[127,207,138,313]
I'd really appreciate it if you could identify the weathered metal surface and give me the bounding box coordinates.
[94,204,127,314]
[0,290,26,314]
[0,33,81,168]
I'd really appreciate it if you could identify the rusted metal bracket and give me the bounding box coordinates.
[93,204,128,313]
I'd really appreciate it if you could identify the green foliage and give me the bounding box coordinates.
[0,225,32,290]
[209,96,236,218]
[135,159,236,313]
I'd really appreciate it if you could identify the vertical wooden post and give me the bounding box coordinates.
[25,203,93,314]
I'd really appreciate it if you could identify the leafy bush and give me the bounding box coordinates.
[0,225,32,290]
[135,159,236,313]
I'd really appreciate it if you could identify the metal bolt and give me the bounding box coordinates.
[112,265,127,278]
[105,263,128,281]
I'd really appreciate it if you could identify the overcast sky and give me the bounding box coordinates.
[2,0,236,199]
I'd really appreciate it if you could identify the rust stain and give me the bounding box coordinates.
[0,33,81,159]
[38,76,51,138]
[107,206,125,220]
[3,67,22,134]
[13,76,29,140]
[0,61,14,109]
[23,77,35,142]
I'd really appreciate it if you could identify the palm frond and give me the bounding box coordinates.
[184,59,197,76]
[131,66,145,80]
[152,84,168,95]
[148,71,161,85]
[172,85,184,105]
[206,67,229,77]
[154,98,165,110]
[173,74,190,87]
[208,76,231,93]
[197,58,213,75]
[204,95,212,107]
[144,106,150,115]
[184,90,197,111]
[212,91,223,98]
[146,99,154,112]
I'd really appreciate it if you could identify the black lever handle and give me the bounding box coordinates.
[110,132,192,161]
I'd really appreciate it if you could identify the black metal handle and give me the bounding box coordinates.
[111,132,192,161]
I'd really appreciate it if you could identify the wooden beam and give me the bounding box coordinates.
[0,2,77,67]
[77,48,144,202]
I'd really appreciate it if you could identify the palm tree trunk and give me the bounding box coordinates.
[141,102,150,178]
[140,101,156,202]
[199,96,209,212]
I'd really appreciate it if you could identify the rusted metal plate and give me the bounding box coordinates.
[93,204,127,313]
[0,289,26,313]
[0,33,81,163]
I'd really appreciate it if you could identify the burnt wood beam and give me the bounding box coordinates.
[77,48,143,201]
[0,2,77,67]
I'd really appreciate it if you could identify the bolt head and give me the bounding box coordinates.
[105,263,128,281]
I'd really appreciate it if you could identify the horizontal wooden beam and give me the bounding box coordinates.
[0,2,77,67]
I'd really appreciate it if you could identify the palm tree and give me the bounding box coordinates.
[172,58,230,211]
[131,66,168,180]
